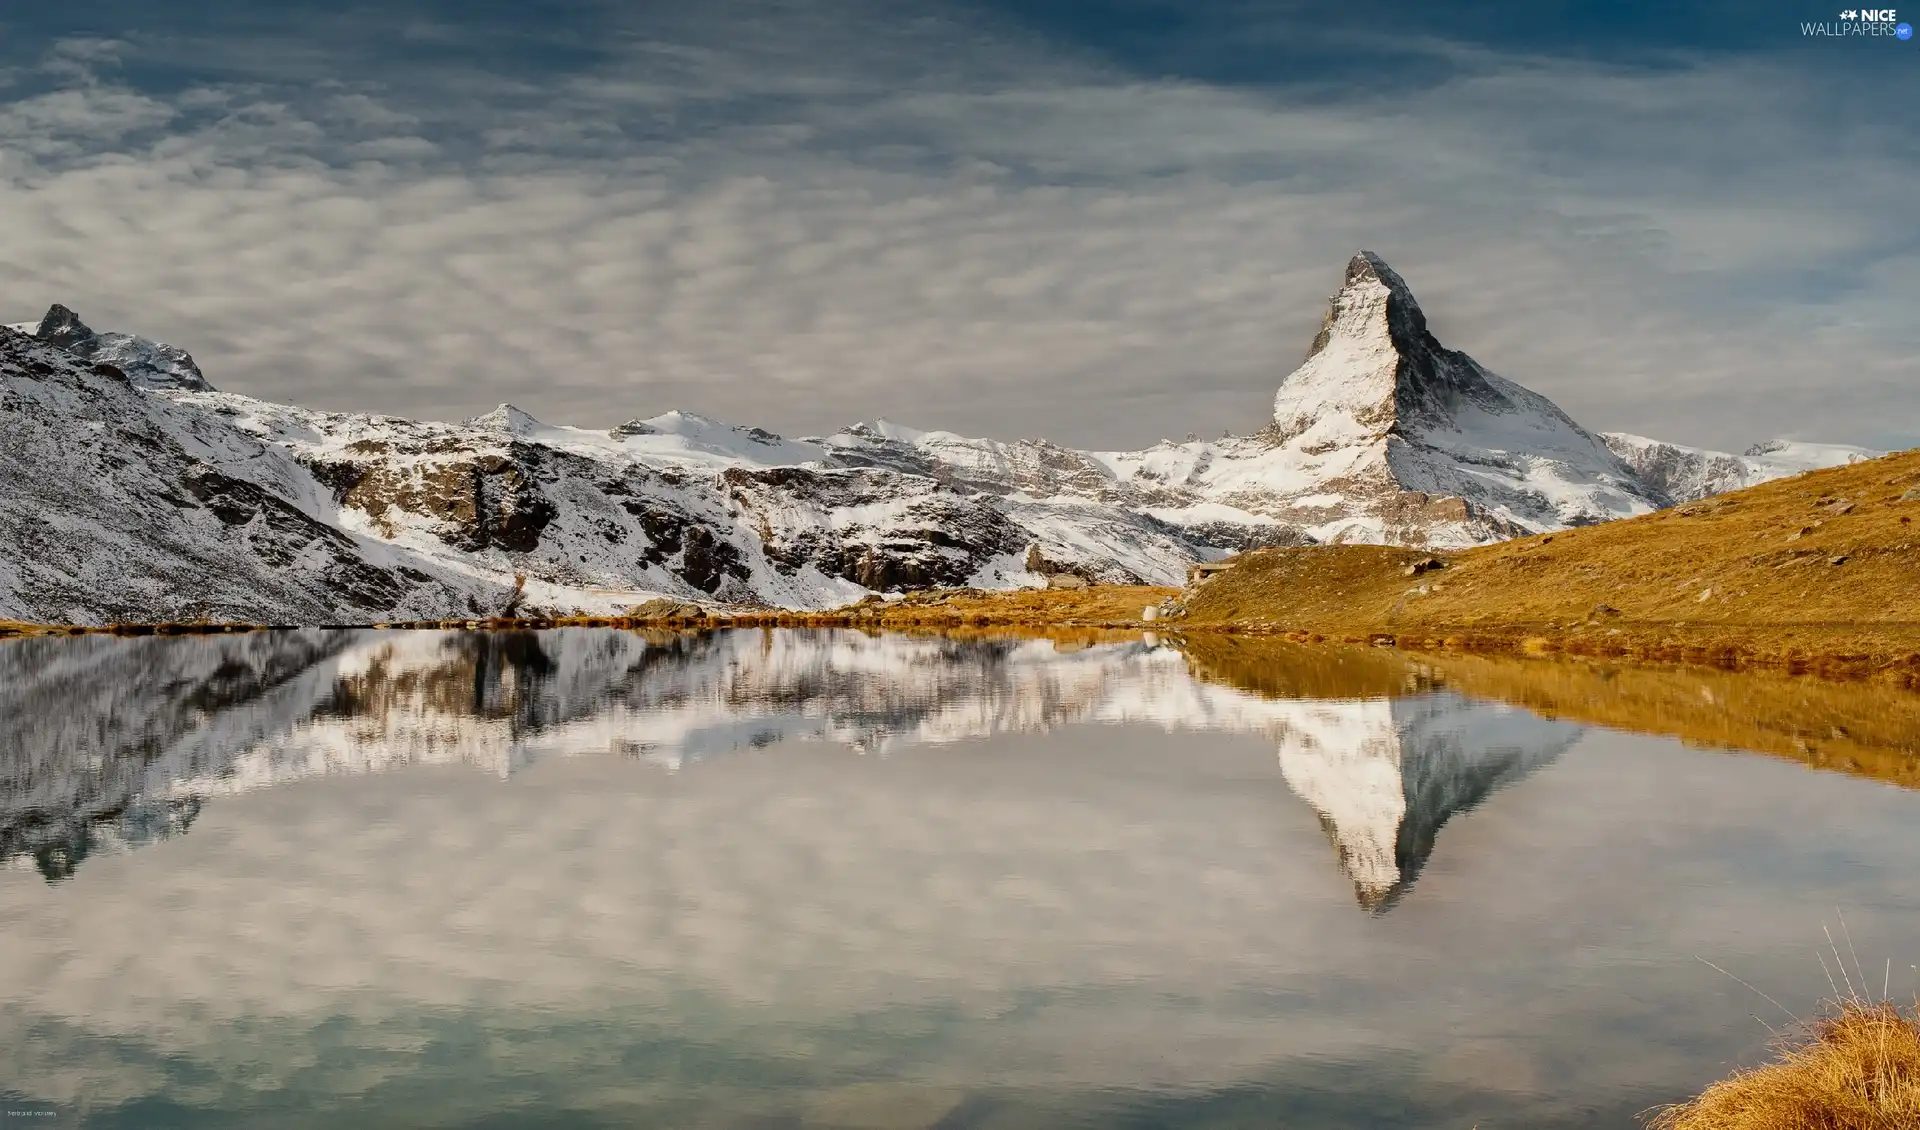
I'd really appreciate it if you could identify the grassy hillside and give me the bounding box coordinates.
[1179,449,1920,683]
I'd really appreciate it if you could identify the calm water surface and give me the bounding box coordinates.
[1,628,1917,1129]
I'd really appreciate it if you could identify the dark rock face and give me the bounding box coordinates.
[35,304,97,352]
[340,452,555,554]
[474,454,557,553]
[1024,543,1104,583]
[680,526,748,594]
[180,468,412,611]
[619,502,688,566]
[726,465,1027,592]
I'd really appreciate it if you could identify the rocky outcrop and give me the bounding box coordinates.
[22,303,213,392]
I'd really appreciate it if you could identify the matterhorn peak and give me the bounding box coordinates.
[1261,252,1667,537]
[1272,250,1450,446]
[1300,250,1433,367]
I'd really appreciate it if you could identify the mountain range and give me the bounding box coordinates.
[0,253,1880,624]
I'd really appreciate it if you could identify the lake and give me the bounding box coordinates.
[2,628,1917,1128]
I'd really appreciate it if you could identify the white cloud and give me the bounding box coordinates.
[0,5,1913,451]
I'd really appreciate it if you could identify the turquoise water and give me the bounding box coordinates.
[2,628,1917,1128]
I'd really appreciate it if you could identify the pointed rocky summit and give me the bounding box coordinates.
[1258,251,1664,539]
[35,304,97,352]
[1274,250,1498,445]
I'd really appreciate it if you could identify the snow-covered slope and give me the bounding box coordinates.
[2,252,1871,623]
[1601,433,1885,504]
[1,627,1579,910]
[0,325,508,625]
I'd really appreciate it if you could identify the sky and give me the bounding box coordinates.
[0,0,1914,452]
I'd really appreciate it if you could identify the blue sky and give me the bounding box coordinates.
[0,1,1913,450]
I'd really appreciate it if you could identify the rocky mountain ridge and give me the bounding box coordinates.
[1,254,1879,624]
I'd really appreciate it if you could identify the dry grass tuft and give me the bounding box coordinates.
[1647,998,1920,1130]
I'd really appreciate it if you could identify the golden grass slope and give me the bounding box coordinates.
[1181,448,1920,682]
[1647,999,1920,1130]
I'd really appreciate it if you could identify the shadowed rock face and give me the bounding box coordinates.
[0,629,1578,908]
[33,304,96,353]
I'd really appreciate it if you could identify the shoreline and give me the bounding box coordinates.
[8,443,1917,686]
[8,593,1920,690]
[8,600,1918,795]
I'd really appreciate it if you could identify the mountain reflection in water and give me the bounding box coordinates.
[5,627,1920,1129]
[2,628,1576,905]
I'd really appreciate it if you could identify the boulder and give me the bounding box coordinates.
[625,598,709,620]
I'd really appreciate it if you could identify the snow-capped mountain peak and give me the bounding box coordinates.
[469,403,546,435]
[32,303,96,352]
[1260,251,1664,541]
[13,304,214,393]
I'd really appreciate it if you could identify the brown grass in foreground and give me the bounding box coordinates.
[1647,999,1920,1130]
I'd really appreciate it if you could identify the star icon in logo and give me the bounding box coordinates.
[1841,8,1858,18]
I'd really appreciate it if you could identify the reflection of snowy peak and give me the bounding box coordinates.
[1274,696,1578,910]
[3,628,1579,910]
[2,253,1865,625]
